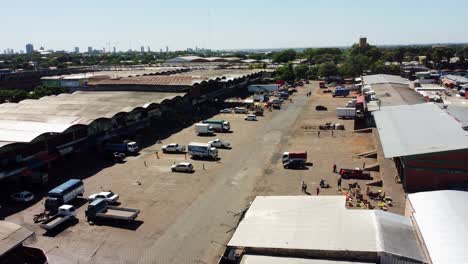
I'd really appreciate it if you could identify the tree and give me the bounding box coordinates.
[318,62,338,78]
[29,85,68,99]
[0,89,28,103]
[306,65,319,79]
[272,49,297,63]
[275,64,295,82]
[294,64,309,79]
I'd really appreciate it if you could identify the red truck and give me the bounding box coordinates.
[282,151,307,169]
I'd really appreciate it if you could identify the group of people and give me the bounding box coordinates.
[301,180,321,195]
[301,164,343,195]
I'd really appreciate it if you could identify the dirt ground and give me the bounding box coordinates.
[4,82,406,264]
[250,85,406,214]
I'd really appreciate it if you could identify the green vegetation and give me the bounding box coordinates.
[272,49,297,63]
[0,85,67,103]
[270,43,468,81]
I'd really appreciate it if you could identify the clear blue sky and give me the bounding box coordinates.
[3,0,468,52]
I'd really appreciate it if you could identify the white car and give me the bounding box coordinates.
[171,162,194,173]
[244,115,257,121]
[209,139,231,149]
[10,191,34,203]
[234,107,249,114]
[161,143,186,153]
[88,191,119,203]
[219,108,233,113]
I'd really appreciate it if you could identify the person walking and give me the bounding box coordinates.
[301,180,306,193]
[333,164,337,173]
[337,177,342,190]
[316,186,320,196]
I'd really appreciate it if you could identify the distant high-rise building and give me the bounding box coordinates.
[113,46,116,53]
[20,50,24,54]
[359,36,367,48]
[88,46,93,53]
[74,47,80,53]
[141,46,144,53]
[160,49,163,53]
[25,43,34,54]
[166,46,169,53]
[147,46,150,52]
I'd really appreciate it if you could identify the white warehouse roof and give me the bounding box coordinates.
[408,190,468,264]
[240,255,371,264]
[0,91,186,148]
[373,103,468,158]
[362,74,409,85]
[228,196,425,262]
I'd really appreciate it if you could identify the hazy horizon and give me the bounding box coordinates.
[3,0,468,52]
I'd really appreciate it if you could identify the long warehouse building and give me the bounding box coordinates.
[0,69,264,183]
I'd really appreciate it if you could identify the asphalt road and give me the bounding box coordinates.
[136,89,312,264]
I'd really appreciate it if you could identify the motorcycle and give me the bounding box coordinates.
[33,211,50,223]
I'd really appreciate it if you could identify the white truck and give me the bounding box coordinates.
[336,107,356,119]
[187,142,218,159]
[202,119,231,132]
[195,123,215,135]
[40,205,76,230]
[161,143,186,153]
[103,140,139,154]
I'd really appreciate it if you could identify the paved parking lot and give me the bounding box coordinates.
[4,82,406,263]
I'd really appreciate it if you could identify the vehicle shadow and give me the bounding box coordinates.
[197,134,217,137]
[42,218,79,237]
[68,197,88,209]
[190,156,221,162]
[89,219,144,231]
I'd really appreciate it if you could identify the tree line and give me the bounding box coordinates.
[0,86,67,103]
[272,43,468,81]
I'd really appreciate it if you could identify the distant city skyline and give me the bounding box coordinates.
[2,0,468,52]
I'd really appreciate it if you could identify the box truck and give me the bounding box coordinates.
[195,123,215,135]
[202,119,230,132]
[188,142,218,159]
[336,107,356,119]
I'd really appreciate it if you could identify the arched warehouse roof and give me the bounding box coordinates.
[0,91,187,149]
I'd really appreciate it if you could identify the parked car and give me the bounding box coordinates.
[171,162,194,173]
[209,139,231,148]
[234,107,249,114]
[219,108,233,113]
[10,191,34,203]
[88,191,119,203]
[161,143,186,153]
[244,115,257,121]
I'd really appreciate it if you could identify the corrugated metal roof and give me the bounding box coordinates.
[444,74,468,84]
[0,91,186,147]
[0,221,34,257]
[362,74,409,85]
[89,75,200,86]
[445,105,468,129]
[373,103,468,158]
[240,255,372,264]
[408,191,468,264]
[228,196,424,262]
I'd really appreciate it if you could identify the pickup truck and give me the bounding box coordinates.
[282,151,307,169]
[40,205,76,230]
[208,139,231,149]
[161,143,186,153]
[85,199,140,222]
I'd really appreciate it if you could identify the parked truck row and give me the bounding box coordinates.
[38,179,140,231]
